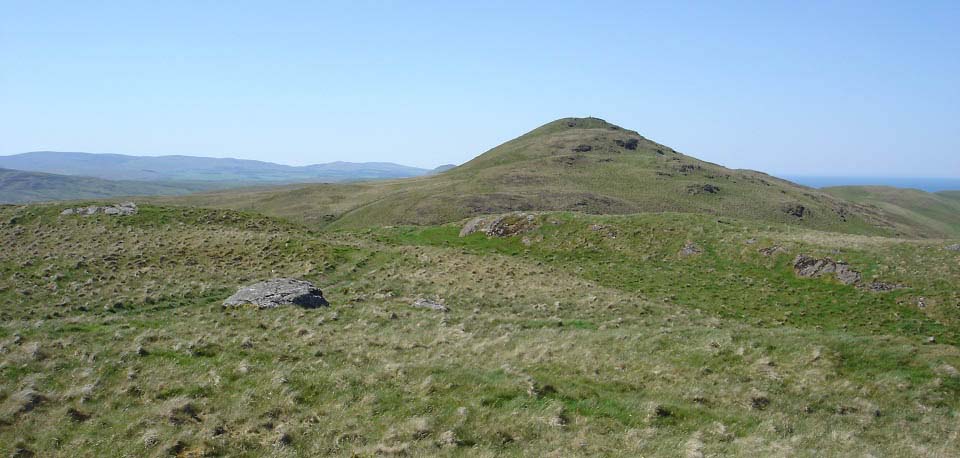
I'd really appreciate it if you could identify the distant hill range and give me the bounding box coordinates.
[155,117,960,238]
[0,168,235,203]
[0,151,435,182]
[0,151,450,203]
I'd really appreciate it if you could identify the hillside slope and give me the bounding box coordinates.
[824,186,960,238]
[160,118,925,236]
[937,190,960,204]
[0,168,230,203]
[0,151,430,183]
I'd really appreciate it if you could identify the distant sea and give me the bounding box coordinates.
[779,176,960,193]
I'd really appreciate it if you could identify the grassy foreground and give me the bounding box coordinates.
[1,204,959,456]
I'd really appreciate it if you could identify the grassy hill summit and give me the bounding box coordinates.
[160,117,933,236]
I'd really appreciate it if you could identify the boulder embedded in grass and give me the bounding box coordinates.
[223,278,329,309]
[412,298,449,312]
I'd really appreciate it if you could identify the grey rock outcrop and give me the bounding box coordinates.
[223,278,328,309]
[793,254,861,285]
[784,204,807,218]
[686,184,720,195]
[61,202,138,216]
[459,213,538,238]
[946,244,960,252]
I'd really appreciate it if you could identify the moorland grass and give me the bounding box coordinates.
[1,204,958,456]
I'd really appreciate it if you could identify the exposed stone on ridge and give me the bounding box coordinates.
[61,202,138,216]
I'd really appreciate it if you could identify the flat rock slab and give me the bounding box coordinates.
[223,278,328,309]
[61,202,138,216]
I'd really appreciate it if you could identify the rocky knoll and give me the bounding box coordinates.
[61,202,138,216]
[793,254,862,285]
[223,278,329,309]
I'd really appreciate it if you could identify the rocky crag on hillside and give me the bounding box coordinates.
[793,254,862,285]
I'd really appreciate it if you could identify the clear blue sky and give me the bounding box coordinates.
[2,1,957,176]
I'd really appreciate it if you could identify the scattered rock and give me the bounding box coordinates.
[758,245,786,257]
[275,431,293,447]
[793,255,861,285]
[926,336,936,344]
[142,429,160,448]
[614,138,639,150]
[411,298,449,312]
[589,224,617,238]
[66,407,91,422]
[652,405,673,418]
[10,447,34,458]
[549,412,569,427]
[8,389,45,416]
[679,241,703,257]
[61,202,138,217]
[918,297,927,308]
[750,394,770,410]
[572,144,593,152]
[526,378,556,398]
[459,212,538,238]
[493,431,515,445]
[223,278,329,309]
[677,164,700,174]
[745,238,757,245]
[946,244,960,252]
[864,282,903,292]
[784,204,807,218]
[686,184,720,195]
[165,399,201,425]
[373,443,410,455]
[438,430,461,447]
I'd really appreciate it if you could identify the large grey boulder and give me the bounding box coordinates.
[793,254,861,285]
[223,278,329,309]
[61,202,138,216]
